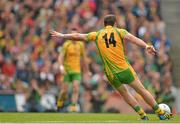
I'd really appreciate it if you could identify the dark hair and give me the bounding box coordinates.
[104,14,116,26]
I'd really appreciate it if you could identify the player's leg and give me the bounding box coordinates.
[69,73,81,112]
[57,74,70,110]
[106,72,148,120]
[127,64,172,119]
[57,82,68,110]
[68,80,80,112]
[129,77,172,119]
[129,78,159,110]
[71,80,80,105]
[116,84,148,120]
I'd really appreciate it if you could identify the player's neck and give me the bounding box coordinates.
[72,40,76,44]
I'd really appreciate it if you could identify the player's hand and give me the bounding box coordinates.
[50,30,64,38]
[59,65,66,75]
[145,45,156,55]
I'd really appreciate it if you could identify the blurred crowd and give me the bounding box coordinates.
[0,0,176,113]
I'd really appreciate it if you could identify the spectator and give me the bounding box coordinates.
[24,79,45,112]
[2,58,16,78]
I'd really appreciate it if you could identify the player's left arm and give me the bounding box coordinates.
[50,30,88,41]
[123,32,156,55]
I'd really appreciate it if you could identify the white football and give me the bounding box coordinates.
[159,103,171,114]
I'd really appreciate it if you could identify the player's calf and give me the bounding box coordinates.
[116,85,149,120]
[57,92,67,110]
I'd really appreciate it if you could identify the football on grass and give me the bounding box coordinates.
[159,103,171,114]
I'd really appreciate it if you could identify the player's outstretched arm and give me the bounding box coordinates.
[50,30,88,41]
[124,33,156,55]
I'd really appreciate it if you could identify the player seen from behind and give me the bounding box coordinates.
[50,14,172,120]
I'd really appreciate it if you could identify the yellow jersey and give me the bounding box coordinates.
[61,40,85,73]
[87,26,129,74]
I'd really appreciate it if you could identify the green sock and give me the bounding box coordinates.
[134,106,147,118]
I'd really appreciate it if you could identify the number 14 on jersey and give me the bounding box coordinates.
[102,33,117,48]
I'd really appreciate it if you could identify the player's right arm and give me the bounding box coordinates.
[58,53,66,74]
[58,43,68,74]
[50,30,87,41]
[50,30,97,42]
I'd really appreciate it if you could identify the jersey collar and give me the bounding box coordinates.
[105,25,113,28]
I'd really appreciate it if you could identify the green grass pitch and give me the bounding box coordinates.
[0,113,180,124]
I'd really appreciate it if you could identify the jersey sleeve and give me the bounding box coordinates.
[118,29,128,39]
[79,42,85,56]
[61,41,70,55]
[87,32,97,42]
